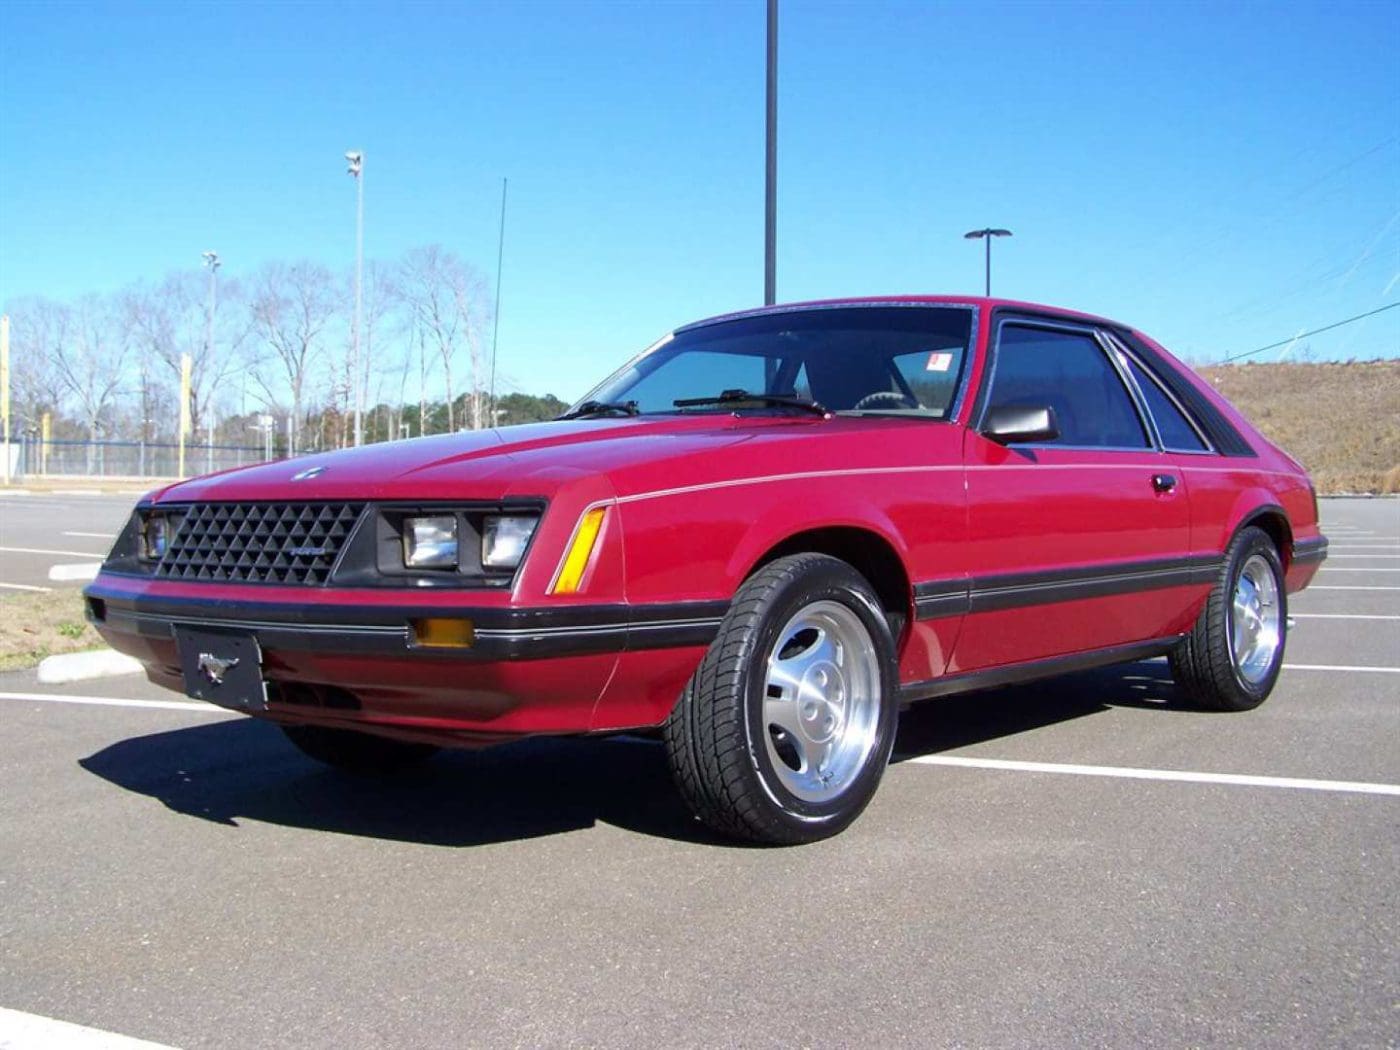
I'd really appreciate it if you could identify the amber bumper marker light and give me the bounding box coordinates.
[411,618,476,648]
[551,507,607,595]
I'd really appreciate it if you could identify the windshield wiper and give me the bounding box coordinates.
[557,399,640,420]
[673,389,829,416]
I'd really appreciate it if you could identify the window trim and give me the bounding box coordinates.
[1100,331,1216,454]
[629,301,981,423]
[974,315,1155,452]
[1111,328,1258,458]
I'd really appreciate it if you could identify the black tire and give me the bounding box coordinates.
[663,553,899,845]
[281,724,440,775]
[1169,525,1288,712]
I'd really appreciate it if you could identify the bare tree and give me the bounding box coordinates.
[2,297,70,433]
[125,271,246,439]
[399,245,491,432]
[334,259,402,446]
[249,261,337,455]
[50,294,130,469]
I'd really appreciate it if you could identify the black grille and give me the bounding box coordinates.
[156,503,366,585]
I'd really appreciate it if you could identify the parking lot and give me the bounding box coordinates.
[0,489,138,591]
[0,493,1395,1048]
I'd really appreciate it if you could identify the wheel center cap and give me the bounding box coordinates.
[798,662,845,743]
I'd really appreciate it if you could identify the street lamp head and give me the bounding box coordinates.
[964,227,1013,240]
[202,250,220,271]
[345,150,363,176]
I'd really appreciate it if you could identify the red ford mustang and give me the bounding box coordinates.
[87,296,1327,843]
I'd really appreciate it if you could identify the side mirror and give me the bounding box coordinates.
[983,405,1059,445]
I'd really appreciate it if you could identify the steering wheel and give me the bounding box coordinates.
[853,390,917,411]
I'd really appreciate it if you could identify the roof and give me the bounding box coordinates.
[675,295,1125,333]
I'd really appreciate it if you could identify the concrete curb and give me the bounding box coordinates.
[37,649,144,684]
[48,562,102,582]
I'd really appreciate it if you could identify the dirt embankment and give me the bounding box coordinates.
[1196,360,1400,494]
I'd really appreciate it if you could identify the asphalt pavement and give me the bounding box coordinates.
[0,497,1396,1048]
[0,490,137,590]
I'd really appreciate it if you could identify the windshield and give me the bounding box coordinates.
[574,305,974,418]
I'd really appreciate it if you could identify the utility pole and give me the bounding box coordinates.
[201,251,220,469]
[178,353,192,477]
[346,150,365,446]
[764,0,778,306]
[963,228,1012,296]
[1,315,10,484]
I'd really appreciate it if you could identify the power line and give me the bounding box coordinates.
[1222,302,1400,362]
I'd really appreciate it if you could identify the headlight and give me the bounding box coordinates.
[403,515,459,568]
[142,514,170,561]
[481,515,538,570]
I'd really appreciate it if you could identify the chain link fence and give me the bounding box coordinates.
[5,438,277,480]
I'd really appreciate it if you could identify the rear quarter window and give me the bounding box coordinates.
[1121,353,1210,452]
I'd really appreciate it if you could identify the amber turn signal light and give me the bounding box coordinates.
[410,618,476,648]
[550,506,607,595]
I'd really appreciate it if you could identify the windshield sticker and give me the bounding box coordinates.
[925,351,953,372]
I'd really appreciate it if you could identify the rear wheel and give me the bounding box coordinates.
[281,724,440,775]
[663,553,899,845]
[1170,525,1287,711]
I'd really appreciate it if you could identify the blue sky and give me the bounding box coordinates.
[1,0,1396,402]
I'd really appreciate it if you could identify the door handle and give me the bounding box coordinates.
[1152,473,1177,494]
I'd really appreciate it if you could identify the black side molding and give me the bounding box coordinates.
[913,554,1220,621]
[1292,537,1328,566]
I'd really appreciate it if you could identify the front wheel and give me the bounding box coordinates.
[1170,525,1287,711]
[663,553,899,845]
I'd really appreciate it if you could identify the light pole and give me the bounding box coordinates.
[764,0,778,305]
[963,228,1012,296]
[346,150,364,447]
[489,177,507,430]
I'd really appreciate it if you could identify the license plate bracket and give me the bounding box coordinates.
[174,626,268,712]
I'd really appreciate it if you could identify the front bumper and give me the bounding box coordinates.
[85,578,724,744]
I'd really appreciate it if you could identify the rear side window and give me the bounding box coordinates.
[985,325,1148,448]
[1120,354,1209,451]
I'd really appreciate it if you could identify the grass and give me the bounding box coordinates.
[1197,360,1400,494]
[0,589,106,671]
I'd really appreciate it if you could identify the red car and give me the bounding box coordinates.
[87,296,1327,844]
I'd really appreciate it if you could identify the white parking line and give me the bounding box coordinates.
[62,531,117,539]
[1307,585,1400,591]
[0,1007,178,1050]
[0,691,228,714]
[906,755,1400,797]
[1326,554,1400,559]
[1329,544,1400,549]
[1317,567,1400,572]
[0,545,110,558]
[1283,663,1400,673]
[1292,613,1400,620]
[1,581,53,592]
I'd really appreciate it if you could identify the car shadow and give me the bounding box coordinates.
[79,660,1185,848]
[79,720,730,848]
[891,657,1183,761]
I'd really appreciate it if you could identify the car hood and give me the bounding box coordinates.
[150,415,827,503]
